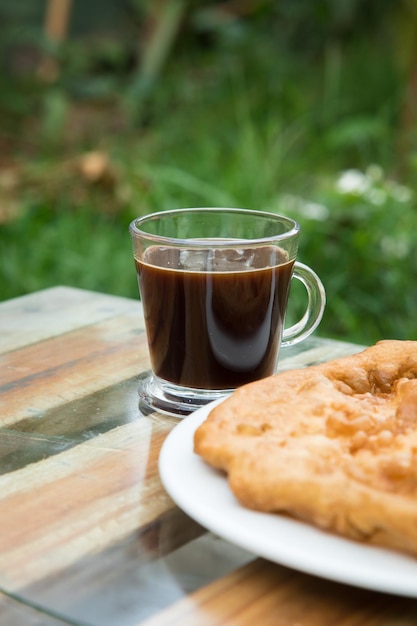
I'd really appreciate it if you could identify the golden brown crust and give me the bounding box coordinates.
[193,340,417,556]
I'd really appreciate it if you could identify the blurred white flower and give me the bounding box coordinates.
[389,182,413,203]
[336,169,369,194]
[301,201,329,220]
[280,194,329,221]
[366,188,386,206]
[366,164,384,182]
[380,236,410,259]
[336,165,413,206]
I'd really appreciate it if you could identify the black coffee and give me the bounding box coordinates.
[135,246,294,390]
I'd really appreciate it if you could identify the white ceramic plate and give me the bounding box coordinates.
[159,399,417,597]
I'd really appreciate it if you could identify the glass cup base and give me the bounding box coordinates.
[137,371,232,418]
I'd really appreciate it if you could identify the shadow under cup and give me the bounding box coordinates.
[129,208,326,417]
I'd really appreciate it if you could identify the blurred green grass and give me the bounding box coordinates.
[0,2,416,346]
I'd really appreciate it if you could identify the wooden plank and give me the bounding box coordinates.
[140,558,417,626]
[0,590,73,625]
[0,417,178,589]
[0,377,140,473]
[0,311,149,425]
[20,510,210,625]
[0,286,143,354]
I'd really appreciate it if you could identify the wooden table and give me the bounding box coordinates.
[1,286,417,626]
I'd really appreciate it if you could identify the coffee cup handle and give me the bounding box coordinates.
[281,261,326,347]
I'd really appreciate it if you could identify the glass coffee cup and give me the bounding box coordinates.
[130,207,325,417]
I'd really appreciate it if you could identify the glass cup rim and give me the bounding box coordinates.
[129,207,300,247]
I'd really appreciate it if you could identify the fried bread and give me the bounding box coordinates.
[194,340,417,555]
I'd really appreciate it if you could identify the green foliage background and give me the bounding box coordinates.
[0,0,416,346]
